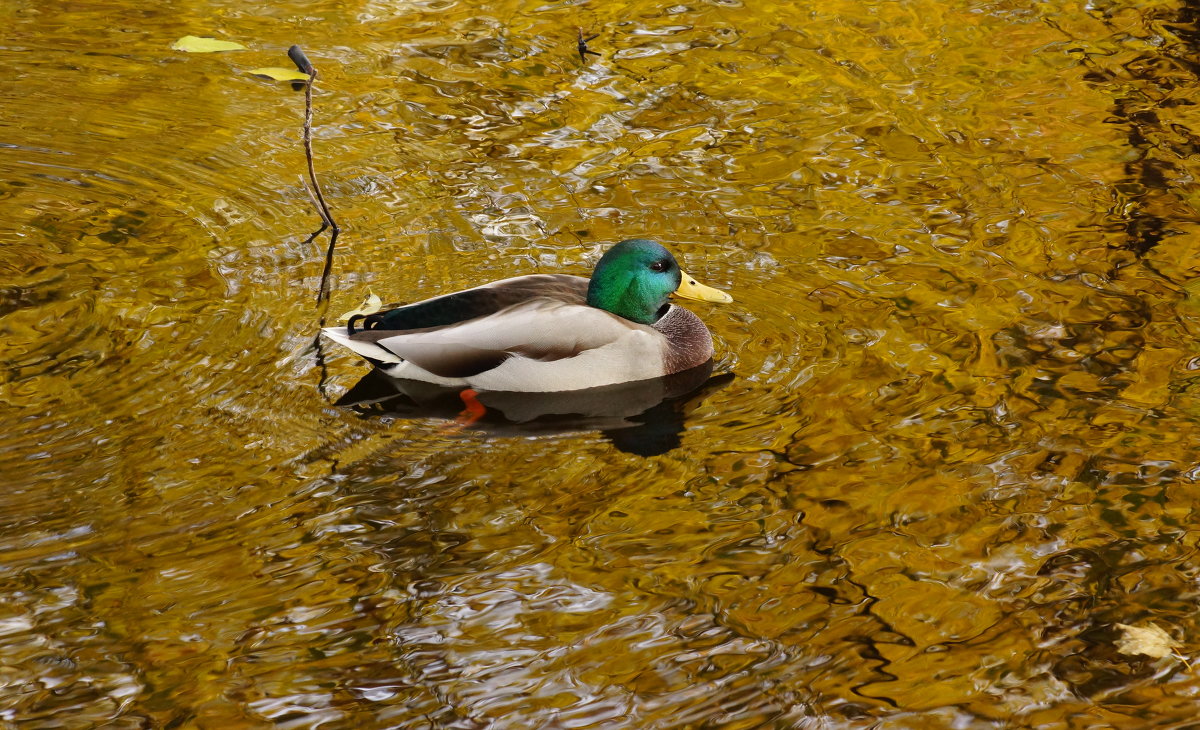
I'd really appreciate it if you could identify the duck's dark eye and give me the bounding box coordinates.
[650,260,669,272]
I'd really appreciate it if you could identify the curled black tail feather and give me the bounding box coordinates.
[347,312,390,334]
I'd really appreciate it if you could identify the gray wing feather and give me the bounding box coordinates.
[373,299,646,378]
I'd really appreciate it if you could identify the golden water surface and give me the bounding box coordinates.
[4,0,1200,726]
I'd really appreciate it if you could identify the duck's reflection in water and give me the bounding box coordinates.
[335,361,732,456]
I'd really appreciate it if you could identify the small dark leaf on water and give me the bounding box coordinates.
[577,28,601,63]
[288,45,315,75]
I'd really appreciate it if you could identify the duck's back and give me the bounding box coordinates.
[357,274,589,332]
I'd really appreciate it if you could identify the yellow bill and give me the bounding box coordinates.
[674,270,733,303]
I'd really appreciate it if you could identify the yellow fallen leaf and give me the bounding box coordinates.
[1115,623,1182,659]
[171,36,246,53]
[248,67,312,82]
[339,292,383,321]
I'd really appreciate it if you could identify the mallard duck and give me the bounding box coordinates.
[321,239,732,392]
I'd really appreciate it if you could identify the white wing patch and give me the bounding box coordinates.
[321,327,403,364]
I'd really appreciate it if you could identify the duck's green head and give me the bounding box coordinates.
[587,239,732,325]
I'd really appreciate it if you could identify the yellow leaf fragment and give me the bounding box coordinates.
[1115,623,1182,659]
[339,292,383,322]
[248,67,312,82]
[171,36,246,53]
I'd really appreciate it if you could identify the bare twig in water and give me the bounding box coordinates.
[577,28,600,63]
[286,45,342,396]
[288,44,340,313]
